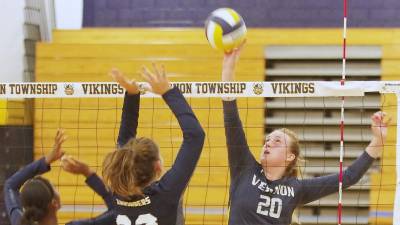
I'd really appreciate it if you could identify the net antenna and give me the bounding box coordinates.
[338,1,400,223]
[337,0,348,223]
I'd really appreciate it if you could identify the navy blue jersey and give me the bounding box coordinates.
[113,87,205,225]
[3,157,112,225]
[223,100,374,225]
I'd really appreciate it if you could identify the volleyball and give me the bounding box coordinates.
[205,8,247,52]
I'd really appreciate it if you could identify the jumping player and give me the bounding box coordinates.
[221,43,390,225]
[110,67,186,225]
[102,63,205,225]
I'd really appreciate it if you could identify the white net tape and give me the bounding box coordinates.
[0,81,399,99]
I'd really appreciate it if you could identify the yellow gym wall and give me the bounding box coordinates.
[0,99,32,125]
[34,28,398,224]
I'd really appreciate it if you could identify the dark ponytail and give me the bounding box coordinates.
[20,177,54,225]
[20,206,46,225]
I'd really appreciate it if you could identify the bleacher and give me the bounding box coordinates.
[34,28,398,225]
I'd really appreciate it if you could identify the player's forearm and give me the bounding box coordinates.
[159,87,205,192]
[223,101,248,145]
[221,53,237,82]
[223,100,241,126]
[343,151,374,187]
[222,66,235,82]
[222,100,255,178]
[117,92,140,147]
[300,150,374,204]
[5,157,50,190]
[85,173,113,209]
[365,136,384,159]
[162,87,204,137]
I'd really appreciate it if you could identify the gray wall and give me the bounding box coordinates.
[83,0,400,27]
[1,126,33,225]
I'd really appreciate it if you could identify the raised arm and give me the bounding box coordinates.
[64,70,145,225]
[158,87,205,194]
[221,42,256,179]
[223,100,256,179]
[85,174,113,209]
[299,151,374,204]
[110,69,141,147]
[61,156,113,209]
[3,158,51,225]
[141,64,205,196]
[61,150,116,225]
[4,129,66,225]
[299,111,390,204]
[117,92,140,147]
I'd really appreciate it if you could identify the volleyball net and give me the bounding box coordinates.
[1,80,399,225]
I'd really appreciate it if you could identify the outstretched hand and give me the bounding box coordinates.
[45,129,67,164]
[222,40,246,82]
[366,111,392,159]
[370,111,391,142]
[61,155,94,178]
[109,68,141,95]
[140,63,171,95]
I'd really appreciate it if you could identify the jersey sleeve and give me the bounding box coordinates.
[66,175,115,225]
[117,92,140,148]
[3,157,51,225]
[85,173,113,209]
[222,100,257,180]
[66,210,116,225]
[175,197,184,225]
[298,151,374,205]
[158,87,205,197]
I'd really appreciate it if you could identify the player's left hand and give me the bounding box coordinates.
[45,129,66,164]
[110,68,141,94]
[141,63,171,95]
[61,155,94,178]
[370,111,391,142]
